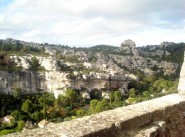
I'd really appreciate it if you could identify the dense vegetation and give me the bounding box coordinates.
[140,42,185,64]
[164,43,185,63]
[0,54,45,72]
[0,54,21,71]
[0,73,177,135]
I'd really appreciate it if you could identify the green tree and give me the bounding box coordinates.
[38,96,44,106]
[112,91,123,107]
[12,88,22,99]
[126,97,138,105]
[109,91,115,103]
[21,99,33,114]
[31,111,43,122]
[43,98,46,119]
[16,121,25,131]
[55,94,66,107]
[65,89,78,108]
[76,109,85,117]
[30,56,40,71]
[43,93,55,106]
[56,95,68,107]
[129,88,136,98]
[114,91,122,101]
[143,91,150,100]
[89,99,98,114]
[66,55,79,63]
[95,98,110,113]
[10,110,21,120]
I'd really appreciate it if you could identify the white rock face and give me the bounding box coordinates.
[11,55,61,71]
[40,57,60,71]
[10,55,32,69]
[45,71,70,98]
[178,52,185,93]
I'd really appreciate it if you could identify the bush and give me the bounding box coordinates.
[30,56,40,71]
[126,97,138,105]
[21,99,33,114]
[65,55,79,63]
[18,115,27,121]
[63,117,72,121]
[95,98,110,113]
[10,110,21,120]
[16,121,25,131]
[0,129,16,136]
[30,111,44,122]
[76,109,85,117]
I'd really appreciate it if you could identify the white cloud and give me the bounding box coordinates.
[0,0,184,47]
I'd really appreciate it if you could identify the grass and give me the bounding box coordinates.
[0,129,16,136]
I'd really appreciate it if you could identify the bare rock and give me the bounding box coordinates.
[120,39,136,50]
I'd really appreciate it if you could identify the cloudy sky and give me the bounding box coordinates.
[0,0,185,47]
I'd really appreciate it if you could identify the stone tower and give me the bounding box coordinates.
[178,51,185,93]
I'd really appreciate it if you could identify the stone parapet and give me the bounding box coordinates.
[4,94,185,137]
[178,51,185,93]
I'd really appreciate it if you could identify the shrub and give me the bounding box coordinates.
[16,121,25,131]
[76,109,85,117]
[0,129,16,136]
[10,110,21,120]
[63,117,72,121]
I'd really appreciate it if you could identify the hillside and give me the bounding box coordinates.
[0,38,184,135]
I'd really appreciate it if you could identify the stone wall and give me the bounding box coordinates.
[178,52,185,93]
[4,94,185,137]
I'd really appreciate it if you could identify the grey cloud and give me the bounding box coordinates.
[81,0,185,26]
[0,0,184,46]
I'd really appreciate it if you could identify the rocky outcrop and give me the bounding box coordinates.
[120,39,136,50]
[120,39,139,57]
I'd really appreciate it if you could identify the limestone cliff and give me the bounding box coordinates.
[0,39,181,98]
[0,69,128,98]
[0,70,45,94]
